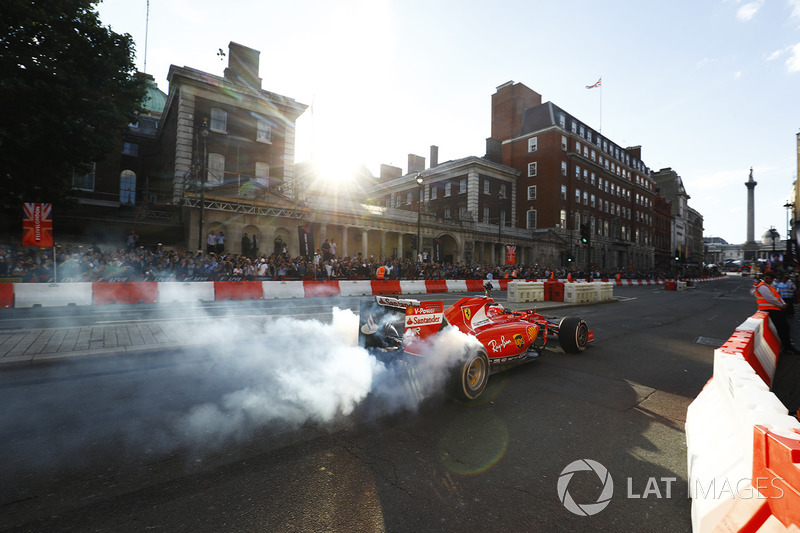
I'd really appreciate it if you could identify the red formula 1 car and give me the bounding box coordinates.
[358,295,593,401]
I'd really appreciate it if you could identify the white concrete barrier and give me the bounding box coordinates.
[14,283,93,307]
[157,281,215,303]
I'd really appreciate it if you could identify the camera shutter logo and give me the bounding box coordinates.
[557,459,614,516]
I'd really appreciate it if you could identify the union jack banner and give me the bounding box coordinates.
[586,77,602,89]
[22,202,53,247]
[505,245,517,265]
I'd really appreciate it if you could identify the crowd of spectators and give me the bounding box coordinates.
[0,240,720,284]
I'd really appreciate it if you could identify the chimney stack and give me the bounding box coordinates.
[430,145,439,168]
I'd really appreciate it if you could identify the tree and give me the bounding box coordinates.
[0,0,147,208]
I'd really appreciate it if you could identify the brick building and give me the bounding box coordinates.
[487,81,658,270]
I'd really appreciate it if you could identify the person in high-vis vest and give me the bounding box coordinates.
[752,272,798,354]
[376,266,386,280]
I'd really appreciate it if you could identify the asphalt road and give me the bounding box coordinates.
[0,278,760,532]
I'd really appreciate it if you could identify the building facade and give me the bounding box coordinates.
[487,81,658,271]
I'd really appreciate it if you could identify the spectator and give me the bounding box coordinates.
[241,232,250,257]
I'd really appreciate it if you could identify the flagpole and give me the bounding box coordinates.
[599,79,602,133]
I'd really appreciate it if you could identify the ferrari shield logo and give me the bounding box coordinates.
[514,334,525,349]
[464,308,472,322]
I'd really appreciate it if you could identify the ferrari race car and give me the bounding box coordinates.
[358,295,593,401]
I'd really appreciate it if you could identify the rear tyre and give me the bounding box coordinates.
[558,316,589,353]
[452,348,489,401]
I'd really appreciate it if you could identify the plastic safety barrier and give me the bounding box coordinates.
[0,283,13,308]
[214,280,264,301]
[263,280,305,299]
[507,281,544,303]
[370,280,402,295]
[465,280,486,292]
[303,280,341,298]
[14,282,93,307]
[93,282,158,305]
[338,280,375,297]
[563,283,597,304]
[686,311,800,532]
[157,281,215,303]
[424,280,448,293]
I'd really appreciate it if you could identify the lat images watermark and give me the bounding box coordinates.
[558,459,787,517]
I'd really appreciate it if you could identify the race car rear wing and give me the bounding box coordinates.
[358,296,444,356]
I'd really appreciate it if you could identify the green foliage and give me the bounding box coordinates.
[0,0,147,207]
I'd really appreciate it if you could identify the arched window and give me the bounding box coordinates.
[120,170,136,206]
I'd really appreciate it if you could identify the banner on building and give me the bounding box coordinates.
[22,202,53,247]
[505,245,517,265]
[297,225,314,258]
[433,238,443,263]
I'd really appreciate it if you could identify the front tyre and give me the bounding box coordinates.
[558,316,589,353]
[452,348,489,401]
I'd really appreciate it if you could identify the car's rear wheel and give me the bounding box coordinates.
[558,316,589,353]
[452,348,489,401]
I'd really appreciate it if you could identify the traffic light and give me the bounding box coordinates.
[580,223,590,244]
[674,249,680,261]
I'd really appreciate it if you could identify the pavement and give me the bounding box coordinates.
[0,296,588,367]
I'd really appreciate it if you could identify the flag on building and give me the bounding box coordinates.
[22,202,53,247]
[586,77,602,89]
[505,245,517,265]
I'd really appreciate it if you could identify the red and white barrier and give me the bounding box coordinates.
[0,276,725,308]
[686,312,800,532]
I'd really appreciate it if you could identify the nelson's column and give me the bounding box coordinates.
[744,167,758,261]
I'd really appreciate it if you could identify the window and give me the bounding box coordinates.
[583,191,588,205]
[73,163,96,190]
[590,173,595,186]
[122,142,139,156]
[483,206,490,222]
[483,180,490,194]
[207,153,225,185]
[575,189,581,202]
[527,209,537,229]
[255,162,269,186]
[561,161,567,176]
[210,108,227,132]
[591,194,596,208]
[431,186,438,200]
[445,183,452,197]
[527,185,537,200]
[561,185,567,200]
[500,184,507,197]
[558,114,565,128]
[560,209,567,228]
[571,120,577,133]
[561,136,567,150]
[120,170,136,205]
[257,120,272,143]
[575,166,581,178]
[444,208,451,219]
[528,137,538,152]
[459,206,468,219]
[459,177,467,193]
[528,162,537,177]
[406,192,413,205]
[576,141,582,153]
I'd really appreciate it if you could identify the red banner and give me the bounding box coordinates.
[505,245,517,265]
[22,203,53,247]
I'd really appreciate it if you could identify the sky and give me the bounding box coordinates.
[96,0,800,245]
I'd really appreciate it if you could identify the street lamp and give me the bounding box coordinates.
[197,118,209,252]
[785,202,793,243]
[416,172,423,261]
